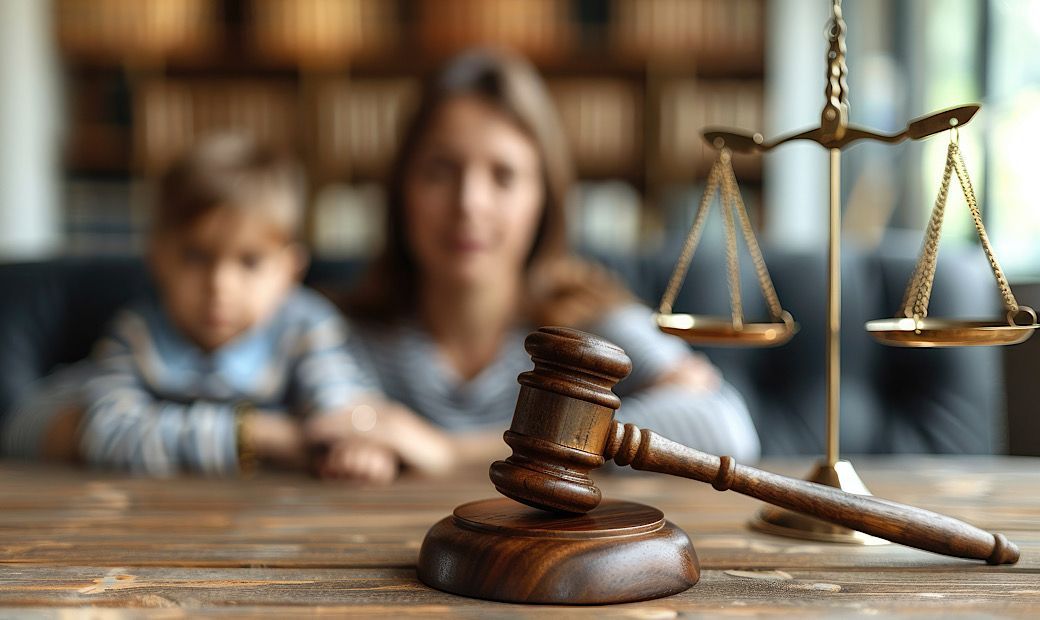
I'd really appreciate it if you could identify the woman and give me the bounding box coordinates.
[306,49,760,482]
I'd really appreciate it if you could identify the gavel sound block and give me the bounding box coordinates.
[417,327,1019,605]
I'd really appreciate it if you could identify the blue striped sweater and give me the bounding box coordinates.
[76,286,373,475]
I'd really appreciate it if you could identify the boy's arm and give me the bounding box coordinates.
[79,314,256,475]
[290,300,382,419]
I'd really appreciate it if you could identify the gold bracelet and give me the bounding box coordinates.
[234,402,258,476]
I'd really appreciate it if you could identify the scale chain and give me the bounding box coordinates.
[722,157,785,321]
[952,143,1019,314]
[658,149,787,326]
[902,138,1020,320]
[720,156,744,329]
[901,142,955,319]
[658,158,723,315]
[822,0,849,137]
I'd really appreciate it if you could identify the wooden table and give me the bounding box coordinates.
[1,456,1038,617]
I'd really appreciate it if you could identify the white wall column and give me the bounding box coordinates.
[0,0,63,259]
[763,0,830,249]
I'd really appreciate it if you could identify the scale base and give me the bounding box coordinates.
[749,459,889,545]
[418,498,699,604]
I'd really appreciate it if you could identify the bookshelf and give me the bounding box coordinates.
[56,0,765,256]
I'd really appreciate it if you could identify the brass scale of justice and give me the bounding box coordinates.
[415,0,1031,606]
[654,1,1038,543]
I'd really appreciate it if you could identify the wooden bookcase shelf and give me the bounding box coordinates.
[57,0,765,251]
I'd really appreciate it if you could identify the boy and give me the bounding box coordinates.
[77,134,376,475]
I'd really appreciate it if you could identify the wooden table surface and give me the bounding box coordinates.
[1,456,1038,618]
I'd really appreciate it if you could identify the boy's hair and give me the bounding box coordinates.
[154,133,305,239]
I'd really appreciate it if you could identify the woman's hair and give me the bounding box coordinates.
[154,133,305,240]
[344,48,627,324]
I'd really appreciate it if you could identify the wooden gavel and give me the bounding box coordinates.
[490,326,1019,565]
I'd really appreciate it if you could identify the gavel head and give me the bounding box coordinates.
[489,326,632,514]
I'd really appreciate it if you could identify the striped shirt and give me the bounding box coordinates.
[2,298,759,469]
[347,303,761,462]
[75,286,373,475]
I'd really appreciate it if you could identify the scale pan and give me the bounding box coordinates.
[655,312,797,347]
[865,316,1038,348]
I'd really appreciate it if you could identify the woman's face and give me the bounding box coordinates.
[404,95,545,289]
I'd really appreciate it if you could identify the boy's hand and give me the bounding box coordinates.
[241,411,307,469]
[304,400,456,476]
[315,439,399,484]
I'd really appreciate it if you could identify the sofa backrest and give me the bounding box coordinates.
[0,243,1004,455]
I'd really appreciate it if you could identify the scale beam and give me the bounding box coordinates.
[701,104,981,153]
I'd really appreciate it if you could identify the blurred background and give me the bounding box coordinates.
[1,0,1035,270]
[1,0,1038,452]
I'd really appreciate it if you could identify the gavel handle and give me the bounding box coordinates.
[606,422,1019,565]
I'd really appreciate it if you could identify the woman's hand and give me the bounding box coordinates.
[656,354,722,392]
[304,399,456,476]
[316,438,400,484]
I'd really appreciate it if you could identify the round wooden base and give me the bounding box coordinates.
[417,498,699,605]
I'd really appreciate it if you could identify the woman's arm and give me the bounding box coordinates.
[527,259,759,460]
[615,380,761,463]
[590,303,762,463]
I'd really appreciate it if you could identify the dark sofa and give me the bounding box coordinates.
[0,240,1003,456]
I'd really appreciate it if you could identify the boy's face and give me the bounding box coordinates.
[149,206,305,352]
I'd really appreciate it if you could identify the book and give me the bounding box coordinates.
[659,78,763,180]
[135,79,299,173]
[550,79,641,177]
[313,79,418,181]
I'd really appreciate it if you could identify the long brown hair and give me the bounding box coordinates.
[344,49,626,324]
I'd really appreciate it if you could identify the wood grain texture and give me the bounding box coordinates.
[417,498,698,603]
[1,567,1038,616]
[490,327,632,514]
[0,456,1037,616]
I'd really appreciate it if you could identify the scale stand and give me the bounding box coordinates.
[655,0,1037,544]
